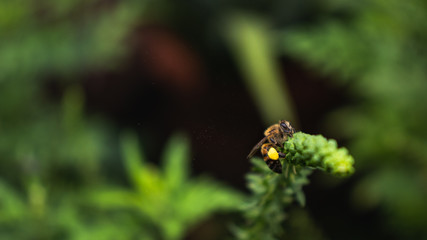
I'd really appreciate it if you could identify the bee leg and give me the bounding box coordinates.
[261,143,282,174]
[278,152,286,158]
[269,137,278,145]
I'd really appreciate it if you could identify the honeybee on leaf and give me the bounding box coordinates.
[247,120,295,173]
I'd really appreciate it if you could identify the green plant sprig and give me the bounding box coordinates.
[282,132,355,177]
[234,159,312,240]
[235,132,355,240]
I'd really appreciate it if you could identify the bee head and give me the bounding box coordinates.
[279,120,295,136]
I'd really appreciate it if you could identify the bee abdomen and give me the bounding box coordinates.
[260,143,283,173]
[265,159,282,173]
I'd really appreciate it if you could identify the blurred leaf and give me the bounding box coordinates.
[353,168,427,232]
[120,131,148,189]
[88,187,142,210]
[177,179,244,224]
[162,133,190,190]
[225,14,297,125]
[0,0,140,82]
[282,0,427,237]
[0,180,26,223]
[62,86,84,133]
[294,190,306,207]
[114,131,244,240]
[282,21,371,81]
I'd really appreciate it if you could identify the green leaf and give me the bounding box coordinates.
[177,179,244,225]
[0,180,26,222]
[162,133,190,190]
[115,131,243,240]
[225,14,297,124]
[87,187,141,210]
[119,131,146,189]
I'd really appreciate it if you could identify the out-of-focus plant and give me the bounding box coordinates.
[235,132,354,240]
[225,14,297,124]
[0,179,148,240]
[0,86,146,239]
[0,1,149,238]
[0,85,107,186]
[0,85,244,239]
[0,0,145,184]
[282,0,427,237]
[0,0,139,81]
[90,132,244,240]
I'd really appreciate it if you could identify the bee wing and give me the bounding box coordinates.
[247,136,268,159]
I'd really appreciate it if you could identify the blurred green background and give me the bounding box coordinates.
[1,0,427,239]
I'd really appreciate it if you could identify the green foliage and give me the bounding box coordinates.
[0,181,26,224]
[0,86,141,239]
[90,132,244,240]
[0,2,148,237]
[225,14,297,124]
[5,0,424,239]
[283,132,355,177]
[353,168,427,233]
[0,85,106,184]
[0,0,139,81]
[235,159,312,240]
[236,132,354,240]
[0,91,243,240]
[0,0,138,187]
[1,2,247,239]
[282,0,427,237]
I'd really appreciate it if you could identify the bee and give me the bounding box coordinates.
[247,120,295,173]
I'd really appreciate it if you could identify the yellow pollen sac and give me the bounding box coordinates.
[267,148,279,160]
